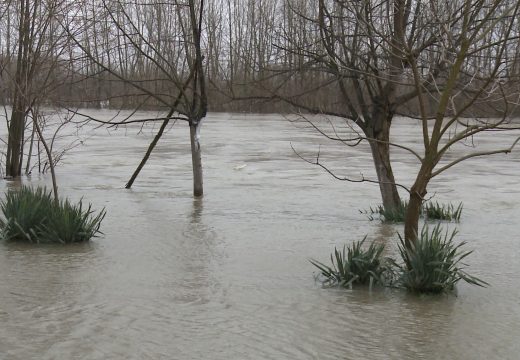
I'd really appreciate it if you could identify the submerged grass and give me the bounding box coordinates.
[362,200,463,223]
[364,201,408,223]
[424,201,463,221]
[0,186,53,242]
[0,186,105,244]
[310,237,388,288]
[390,225,487,294]
[39,199,106,243]
[311,225,486,294]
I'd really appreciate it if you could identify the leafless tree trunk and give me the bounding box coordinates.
[68,0,208,197]
[2,0,71,178]
[32,109,59,202]
[223,0,421,211]
[401,0,520,245]
[190,122,203,196]
[5,0,31,177]
[25,119,36,174]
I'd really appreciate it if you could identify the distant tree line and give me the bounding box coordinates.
[1,1,518,114]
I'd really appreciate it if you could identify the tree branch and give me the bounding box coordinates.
[432,136,520,178]
[291,143,411,193]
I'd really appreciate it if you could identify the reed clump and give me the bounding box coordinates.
[0,186,105,244]
[310,237,389,288]
[311,225,486,294]
[363,201,463,223]
[390,225,487,293]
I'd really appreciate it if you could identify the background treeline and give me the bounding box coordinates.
[1,0,518,116]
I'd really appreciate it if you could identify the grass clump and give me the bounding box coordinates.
[0,186,53,241]
[363,201,408,223]
[311,225,486,294]
[363,200,463,223]
[310,237,388,288]
[390,225,487,294]
[39,199,106,243]
[423,201,463,221]
[0,186,105,244]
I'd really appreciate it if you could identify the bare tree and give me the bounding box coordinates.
[68,0,208,196]
[222,0,520,225]
[1,0,72,178]
[397,0,520,244]
[223,0,432,211]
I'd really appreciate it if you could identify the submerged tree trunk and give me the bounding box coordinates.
[366,107,401,211]
[189,120,203,197]
[369,139,401,212]
[404,190,422,247]
[404,163,433,247]
[6,103,25,177]
[6,0,31,178]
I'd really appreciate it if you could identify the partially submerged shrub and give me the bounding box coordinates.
[310,237,388,288]
[423,201,463,222]
[391,225,487,294]
[0,186,105,244]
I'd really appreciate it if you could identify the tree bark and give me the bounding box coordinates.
[404,189,423,248]
[404,164,432,247]
[366,107,401,211]
[33,115,59,203]
[6,104,25,177]
[25,119,36,174]
[368,139,401,212]
[6,0,30,178]
[125,118,171,189]
[190,121,203,197]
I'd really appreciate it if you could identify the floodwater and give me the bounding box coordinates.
[0,111,519,359]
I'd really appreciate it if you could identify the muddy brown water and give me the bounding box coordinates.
[0,111,519,359]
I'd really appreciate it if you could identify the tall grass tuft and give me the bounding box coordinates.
[423,201,463,221]
[364,201,408,223]
[0,186,54,242]
[38,199,106,244]
[310,237,388,288]
[0,186,105,244]
[391,225,487,294]
[363,200,463,223]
